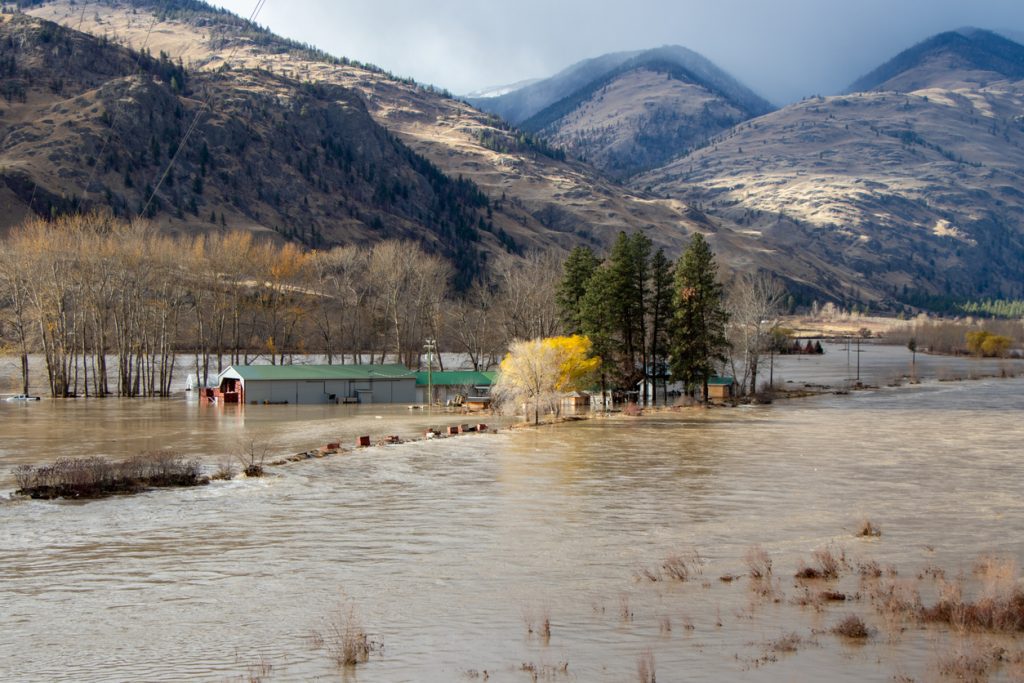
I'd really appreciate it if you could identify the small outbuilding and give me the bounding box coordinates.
[706,376,736,400]
[215,364,417,405]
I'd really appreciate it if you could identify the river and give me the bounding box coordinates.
[1,346,1023,681]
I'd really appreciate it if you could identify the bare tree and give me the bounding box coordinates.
[726,272,786,395]
[490,250,563,344]
[0,237,35,395]
[443,287,503,371]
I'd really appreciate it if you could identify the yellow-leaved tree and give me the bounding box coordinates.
[492,335,600,425]
[965,330,1012,358]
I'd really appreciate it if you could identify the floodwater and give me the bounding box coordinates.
[1,348,1023,681]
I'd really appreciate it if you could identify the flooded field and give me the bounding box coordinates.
[1,347,1023,681]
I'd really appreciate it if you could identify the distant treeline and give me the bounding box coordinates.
[0,213,564,398]
[902,292,1024,319]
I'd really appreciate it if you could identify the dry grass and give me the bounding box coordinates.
[634,566,661,582]
[856,519,882,537]
[211,460,237,481]
[796,547,845,580]
[313,599,381,668]
[858,560,883,579]
[243,654,273,683]
[13,451,206,499]
[745,545,773,579]
[619,595,634,622]
[920,575,1024,633]
[767,632,804,653]
[936,642,1007,682]
[637,649,656,683]
[832,614,872,639]
[662,550,704,582]
[520,661,569,681]
[523,607,552,643]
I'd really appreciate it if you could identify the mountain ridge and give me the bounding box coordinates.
[848,28,1024,93]
[475,45,772,180]
[10,0,1024,310]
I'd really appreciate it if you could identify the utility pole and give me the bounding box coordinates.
[424,338,436,410]
[856,335,861,382]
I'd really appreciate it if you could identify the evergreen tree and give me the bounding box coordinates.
[556,245,599,334]
[579,264,617,408]
[608,232,651,392]
[648,247,675,405]
[669,233,729,402]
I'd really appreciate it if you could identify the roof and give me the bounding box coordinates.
[415,371,496,387]
[222,364,416,381]
[708,376,735,386]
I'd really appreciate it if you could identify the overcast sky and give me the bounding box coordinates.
[214,0,1024,104]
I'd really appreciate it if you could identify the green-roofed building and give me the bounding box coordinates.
[216,364,417,404]
[414,370,496,405]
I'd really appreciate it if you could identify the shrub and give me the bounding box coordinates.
[311,598,382,669]
[745,545,773,579]
[832,614,872,639]
[13,451,207,499]
[796,547,844,580]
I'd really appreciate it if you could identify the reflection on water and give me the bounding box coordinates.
[1,376,1023,681]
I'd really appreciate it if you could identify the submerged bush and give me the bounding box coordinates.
[13,451,207,499]
[832,614,872,639]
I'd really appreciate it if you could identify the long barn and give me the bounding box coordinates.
[215,364,417,405]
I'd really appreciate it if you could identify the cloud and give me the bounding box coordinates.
[216,0,1024,103]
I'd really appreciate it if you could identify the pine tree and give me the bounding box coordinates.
[580,264,617,408]
[669,233,729,402]
[607,231,651,391]
[556,245,599,334]
[648,247,675,405]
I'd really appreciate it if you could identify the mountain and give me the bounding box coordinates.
[466,50,643,124]
[472,46,772,180]
[848,28,1024,93]
[636,38,1024,305]
[16,0,728,263]
[12,2,1024,310]
[0,13,504,283]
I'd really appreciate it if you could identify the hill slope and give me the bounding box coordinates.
[473,46,772,180]
[636,82,1024,304]
[0,13,502,282]
[19,0,723,261]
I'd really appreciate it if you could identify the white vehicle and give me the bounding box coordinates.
[5,394,41,402]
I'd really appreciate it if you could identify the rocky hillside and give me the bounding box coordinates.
[18,0,724,262]
[473,46,772,180]
[636,37,1024,305]
[0,13,509,283]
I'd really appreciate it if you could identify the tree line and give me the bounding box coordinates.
[556,231,785,403]
[0,213,563,397]
[0,213,783,402]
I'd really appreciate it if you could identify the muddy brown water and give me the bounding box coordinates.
[1,346,1023,681]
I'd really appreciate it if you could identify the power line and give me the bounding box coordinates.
[140,0,269,220]
[81,5,164,202]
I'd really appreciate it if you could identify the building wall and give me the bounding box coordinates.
[243,377,415,404]
[708,384,733,399]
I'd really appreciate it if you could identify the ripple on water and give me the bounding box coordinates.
[1,377,1024,680]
